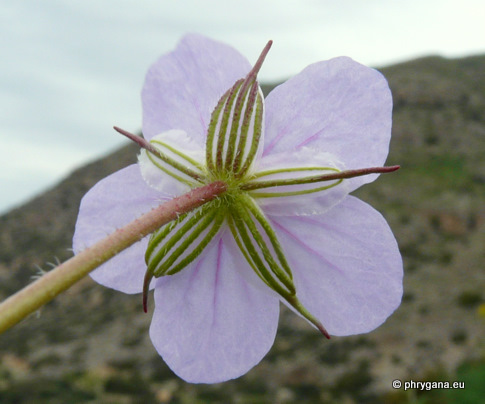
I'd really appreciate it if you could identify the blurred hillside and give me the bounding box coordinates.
[0,54,484,403]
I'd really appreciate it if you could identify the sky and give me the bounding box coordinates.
[1,0,484,214]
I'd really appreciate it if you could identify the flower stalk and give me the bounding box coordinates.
[0,181,227,335]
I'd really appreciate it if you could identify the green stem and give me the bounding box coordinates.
[0,181,227,335]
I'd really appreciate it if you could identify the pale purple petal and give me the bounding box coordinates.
[149,231,279,383]
[142,34,252,142]
[138,130,206,197]
[251,146,350,216]
[270,195,402,336]
[264,57,392,192]
[73,165,166,294]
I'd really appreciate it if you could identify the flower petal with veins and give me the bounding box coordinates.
[150,235,279,383]
[270,195,403,335]
[264,56,393,192]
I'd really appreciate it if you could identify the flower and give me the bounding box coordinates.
[73,34,403,383]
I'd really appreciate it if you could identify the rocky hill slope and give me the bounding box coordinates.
[0,55,484,403]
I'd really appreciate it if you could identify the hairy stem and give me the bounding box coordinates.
[0,181,227,334]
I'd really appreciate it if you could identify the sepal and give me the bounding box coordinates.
[206,42,271,180]
[145,203,224,277]
[227,194,330,338]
